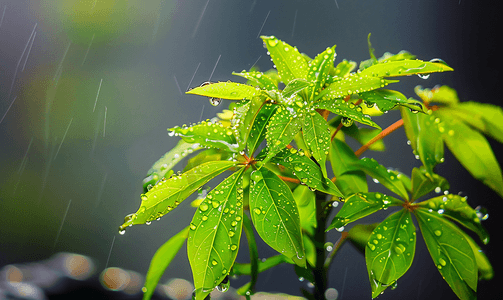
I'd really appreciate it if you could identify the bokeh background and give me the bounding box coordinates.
[0,0,500,299]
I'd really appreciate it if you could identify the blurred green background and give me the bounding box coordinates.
[0,0,500,299]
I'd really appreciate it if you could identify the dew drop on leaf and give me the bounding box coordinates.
[209,97,222,106]
[475,205,489,221]
[417,73,430,80]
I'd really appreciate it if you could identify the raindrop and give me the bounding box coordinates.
[417,73,430,80]
[118,229,126,235]
[216,276,230,292]
[434,230,442,236]
[434,187,441,193]
[324,242,334,252]
[209,97,222,106]
[390,281,398,290]
[341,117,353,127]
[145,221,151,225]
[324,288,339,300]
[475,206,489,221]
[335,226,345,232]
[298,276,305,282]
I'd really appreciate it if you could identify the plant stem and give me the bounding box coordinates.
[313,191,329,299]
[354,118,404,157]
[323,231,348,269]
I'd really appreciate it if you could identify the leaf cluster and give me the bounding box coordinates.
[119,35,499,300]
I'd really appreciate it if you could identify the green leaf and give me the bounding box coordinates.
[249,168,306,267]
[306,45,337,101]
[359,59,453,78]
[315,73,398,102]
[230,254,288,277]
[292,185,317,235]
[417,194,489,244]
[366,210,416,297]
[348,158,409,200]
[169,120,239,152]
[347,223,379,254]
[436,110,503,198]
[232,71,278,91]
[302,110,331,177]
[342,125,385,151]
[400,108,444,175]
[282,78,311,98]
[415,85,459,106]
[143,227,189,300]
[330,59,357,78]
[264,106,302,163]
[186,81,258,100]
[329,139,368,196]
[247,102,277,155]
[461,230,493,281]
[261,36,308,84]
[188,168,245,300]
[415,208,477,300]
[183,148,234,171]
[359,89,425,113]
[119,161,238,231]
[143,140,201,192]
[410,167,449,200]
[327,192,402,231]
[451,101,503,144]
[271,147,343,196]
[314,99,381,129]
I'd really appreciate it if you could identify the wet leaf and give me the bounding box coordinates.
[359,59,453,78]
[186,81,258,100]
[329,59,357,78]
[249,168,306,267]
[264,106,302,163]
[232,71,278,90]
[230,254,288,277]
[315,73,398,102]
[347,158,409,200]
[271,147,343,196]
[417,194,489,245]
[450,101,503,144]
[282,78,311,98]
[410,167,449,200]
[461,230,493,281]
[436,110,503,198]
[314,99,380,129]
[360,89,425,113]
[261,36,308,84]
[143,226,189,300]
[247,102,277,155]
[306,45,336,101]
[143,140,201,192]
[302,110,331,177]
[120,161,238,230]
[366,210,416,297]
[292,185,316,235]
[327,192,402,231]
[169,121,239,152]
[183,148,234,172]
[329,138,368,196]
[400,107,444,175]
[415,85,459,106]
[188,169,245,300]
[415,208,477,300]
[347,223,379,254]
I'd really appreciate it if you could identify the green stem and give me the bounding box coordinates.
[312,191,330,299]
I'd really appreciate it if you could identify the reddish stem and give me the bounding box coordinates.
[354,119,404,157]
[278,175,301,184]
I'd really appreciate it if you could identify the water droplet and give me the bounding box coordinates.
[124,213,135,223]
[434,230,442,236]
[119,228,126,235]
[324,288,339,300]
[199,203,209,212]
[475,206,489,221]
[190,223,197,230]
[417,73,430,79]
[142,286,147,293]
[140,194,148,201]
[324,242,334,252]
[145,221,151,225]
[336,226,345,232]
[212,260,218,266]
[435,186,442,193]
[390,281,398,290]
[253,208,261,215]
[341,117,353,127]
[209,97,222,106]
[438,257,447,267]
[217,276,230,292]
[298,276,305,282]
[230,244,238,251]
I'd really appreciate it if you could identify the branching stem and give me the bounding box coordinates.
[354,118,404,157]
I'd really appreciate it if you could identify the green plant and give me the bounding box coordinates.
[119,34,499,300]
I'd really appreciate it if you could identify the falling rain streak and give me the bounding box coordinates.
[0,96,16,125]
[13,137,34,196]
[94,173,108,208]
[0,5,6,28]
[53,199,72,252]
[192,0,210,38]
[53,117,73,161]
[93,78,103,112]
[105,236,116,269]
[208,54,221,82]
[53,41,72,84]
[173,74,183,95]
[22,32,36,72]
[81,33,95,66]
[291,9,298,37]
[256,10,271,38]
[103,106,107,137]
[7,23,37,100]
[249,55,262,70]
[186,62,201,91]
